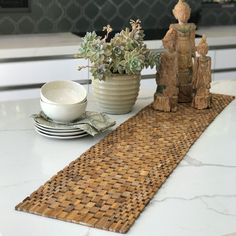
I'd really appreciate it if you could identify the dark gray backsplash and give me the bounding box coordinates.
[0,0,234,35]
[200,2,236,26]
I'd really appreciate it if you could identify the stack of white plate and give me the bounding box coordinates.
[34,119,89,140]
[36,80,89,139]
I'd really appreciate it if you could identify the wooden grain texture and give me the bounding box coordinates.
[16,94,234,233]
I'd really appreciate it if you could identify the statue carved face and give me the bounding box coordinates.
[197,35,209,56]
[197,45,208,57]
[173,0,191,24]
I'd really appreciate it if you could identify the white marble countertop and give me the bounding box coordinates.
[0,32,82,59]
[1,79,236,236]
[146,25,236,51]
[196,26,236,49]
[0,26,235,59]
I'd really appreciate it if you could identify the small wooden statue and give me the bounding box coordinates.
[163,0,196,103]
[153,29,178,112]
[192,35,212,110]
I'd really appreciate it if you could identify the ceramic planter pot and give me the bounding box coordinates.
[92,74,141,114]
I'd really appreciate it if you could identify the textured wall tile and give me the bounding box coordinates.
[66,3,81,20]
[38,18,54,32]
[46,4,63,20]
[0,18,16,34]
[199,5,236,26]
[101,2,117,20]
[75,17,90,32]
[85,3,99,19]
[57,18,72,31]
[119,2,133,19]
[0,0,234,35]
[18,17,35,33]
[30,2,44,21]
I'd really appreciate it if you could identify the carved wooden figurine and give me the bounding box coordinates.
[153,29,178,112]
[163,0,196,103]
[192,35,212,110]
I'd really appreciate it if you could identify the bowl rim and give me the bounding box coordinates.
[40,80,87,105]
[40,98,87,107]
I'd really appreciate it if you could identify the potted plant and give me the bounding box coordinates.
[77,19,159,114]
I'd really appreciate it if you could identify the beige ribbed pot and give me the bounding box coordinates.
[92,74,141,114]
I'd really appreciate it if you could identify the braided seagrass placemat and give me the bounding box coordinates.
[16,94,234,233]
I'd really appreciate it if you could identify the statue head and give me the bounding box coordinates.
[197,35,208,56]
[173,0,191,24]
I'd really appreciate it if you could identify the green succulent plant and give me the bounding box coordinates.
[77,19,160,80]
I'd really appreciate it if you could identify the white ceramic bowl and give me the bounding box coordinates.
[40,80,87,105]
[40,99,87,123]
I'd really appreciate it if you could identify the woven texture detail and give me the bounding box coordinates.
[16,94,234,233]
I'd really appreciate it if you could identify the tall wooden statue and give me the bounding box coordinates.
[163,0,196,103]
[153,29,178,112]
[192,35,212,110]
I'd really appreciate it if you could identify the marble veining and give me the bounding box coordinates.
[1,80,236,236]
[183,156,236,169]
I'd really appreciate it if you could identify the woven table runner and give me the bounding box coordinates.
[16,94,234,233]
